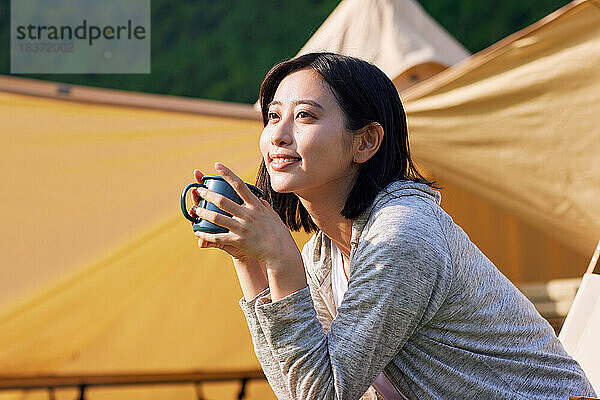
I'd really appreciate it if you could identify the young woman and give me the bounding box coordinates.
[189,52,596,399]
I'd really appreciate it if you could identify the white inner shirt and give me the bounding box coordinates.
[331,240,349,309]
[330,241,405,400]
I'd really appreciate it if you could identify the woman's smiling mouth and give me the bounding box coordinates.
[269,154,301,170]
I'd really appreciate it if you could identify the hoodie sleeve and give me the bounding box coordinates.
[239,236,321,400]
[252,199,453,399]
[240,288,292,399]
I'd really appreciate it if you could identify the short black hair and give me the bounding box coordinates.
[256,52,436,233]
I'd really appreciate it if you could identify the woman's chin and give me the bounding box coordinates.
[268,178,297,194]
[271,185,295,194]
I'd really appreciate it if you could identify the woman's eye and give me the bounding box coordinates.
[267,112,279,120]
[297,111,312,119]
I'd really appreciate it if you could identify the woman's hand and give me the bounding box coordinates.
[191,162,306,301]
[191,162,299,266]
[189,168,250,261]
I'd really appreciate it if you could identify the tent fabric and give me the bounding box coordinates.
[402,0,600,259]
[0,75,260,120]
[418,172,588,284]
[0,89,262,311]
[296,0,470,79]
[0,90,278,399]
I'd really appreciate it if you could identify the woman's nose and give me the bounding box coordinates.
[270,119,293,146]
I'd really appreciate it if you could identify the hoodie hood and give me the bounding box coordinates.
[350,180,441,246]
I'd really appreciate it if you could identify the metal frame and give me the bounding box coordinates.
[0,370,266,400]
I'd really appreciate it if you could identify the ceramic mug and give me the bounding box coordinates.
[181,175,264,233]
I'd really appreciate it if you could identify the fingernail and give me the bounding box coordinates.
[194,231,201,236]
[215,162,223,171]
[197,187,206,196]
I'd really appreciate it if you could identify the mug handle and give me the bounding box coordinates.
[181,182,206,223]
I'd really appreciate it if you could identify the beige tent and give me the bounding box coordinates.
[296,0,471,90]
[2,0,599,398]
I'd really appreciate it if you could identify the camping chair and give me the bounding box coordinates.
[560,239,600,397]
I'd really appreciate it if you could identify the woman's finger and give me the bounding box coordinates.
[192,204,241,231]
[214,162,262,207]
[191,169,205,207]
[194,230,234,248]
[260,198,273,209]
[196,186,247,218]
[192,188,202,207]
[193,169,204,183]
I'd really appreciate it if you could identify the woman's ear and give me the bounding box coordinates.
[353,122,384,164]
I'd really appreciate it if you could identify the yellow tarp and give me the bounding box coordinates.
[403,0,600,279]
[0,92,278,399]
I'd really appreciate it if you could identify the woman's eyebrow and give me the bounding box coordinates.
[267,99,324,110]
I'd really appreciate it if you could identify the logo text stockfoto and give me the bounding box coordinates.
[11,0,150,74]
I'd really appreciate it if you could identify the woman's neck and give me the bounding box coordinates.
[296,182,355,259]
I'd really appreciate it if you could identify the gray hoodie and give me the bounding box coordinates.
[240,180,596,399]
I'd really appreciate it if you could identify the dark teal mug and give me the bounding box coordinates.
[181,175,264,233]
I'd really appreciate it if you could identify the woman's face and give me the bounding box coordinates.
[260,68,358,197]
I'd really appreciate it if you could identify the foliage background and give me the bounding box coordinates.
[0,0,569,103]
